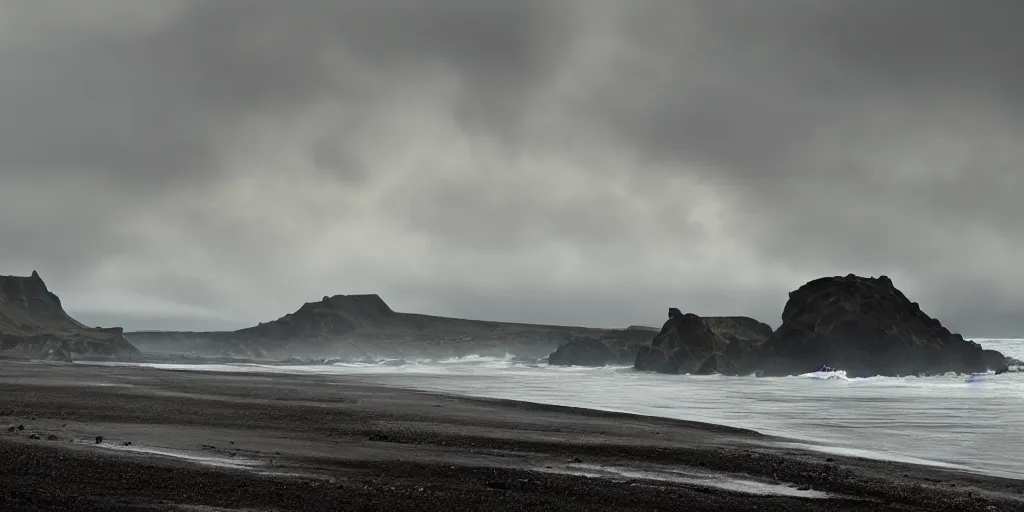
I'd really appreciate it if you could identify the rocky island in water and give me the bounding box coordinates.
[561,274,1015,378]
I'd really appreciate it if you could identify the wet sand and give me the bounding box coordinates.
[1,361,1022,511]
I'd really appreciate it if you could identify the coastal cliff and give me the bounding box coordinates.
[0,272,141,361]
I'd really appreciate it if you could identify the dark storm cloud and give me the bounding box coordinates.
[1,1,1022,336]
[0,0,570,178]
[566,1,1024,327]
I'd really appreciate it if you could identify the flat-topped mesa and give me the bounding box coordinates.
[0,272,141,360]
[321,294,395,326]
[234,293,396,342]
[624,325,659,332]
[757,274,1009,377]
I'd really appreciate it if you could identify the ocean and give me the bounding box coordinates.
[86,338,1024,480]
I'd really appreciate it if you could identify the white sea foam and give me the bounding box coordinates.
[78,338,1024,479]
[798,370,849,380]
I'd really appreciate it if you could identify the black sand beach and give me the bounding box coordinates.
[1,361,1021,511]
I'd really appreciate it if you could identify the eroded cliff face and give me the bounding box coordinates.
[0,271,141,360]
[753,274,1008,377]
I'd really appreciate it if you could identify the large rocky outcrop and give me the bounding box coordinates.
[753,274,1009,378]
[631,309,772,374]
[549,311,771,368]
[0,272,141,361]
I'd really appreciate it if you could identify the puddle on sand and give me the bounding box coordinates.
[535,463,830,499]
[772,442,966,471]
[88,442,264,470]
[5,378,135,389]
[86,442,332,481]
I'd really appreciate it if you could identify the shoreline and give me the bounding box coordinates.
[72,356,1024,480]
[2,361,1022,511]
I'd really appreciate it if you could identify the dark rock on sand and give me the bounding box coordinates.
[485,481,510,491]
[95,436,103,444]
[0,271,141,361]
[753,274,1010,378]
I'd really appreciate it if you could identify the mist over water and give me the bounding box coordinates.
[90,339,1024,480]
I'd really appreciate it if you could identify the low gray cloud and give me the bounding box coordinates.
[1,0,1021,337]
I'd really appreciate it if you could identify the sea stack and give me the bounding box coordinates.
[754,274,1009,377]
[634,312,726,374]
[633,311,770,375]
[549,313,770,368]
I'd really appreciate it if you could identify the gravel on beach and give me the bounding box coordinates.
[1,361,1021,511]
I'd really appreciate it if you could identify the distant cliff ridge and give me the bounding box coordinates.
[0,272,141,360]
[127,293,647,361]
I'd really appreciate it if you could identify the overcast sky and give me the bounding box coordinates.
[1,1,1022,336]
